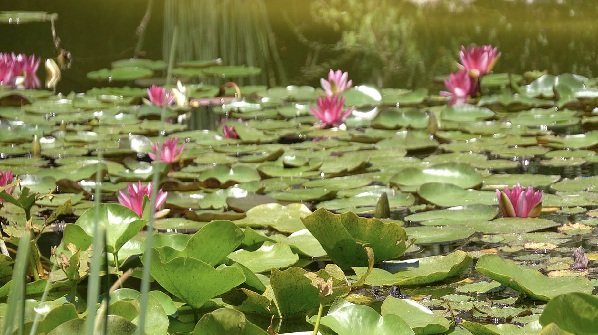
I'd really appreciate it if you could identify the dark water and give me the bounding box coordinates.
[2,0,598,92]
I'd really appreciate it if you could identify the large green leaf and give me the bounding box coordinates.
[71,204,146,254]
[184,220,244,266]
[475,255,593,301]
[270,267,320,318]
[301,209,408,269]
[149,250,245,309]
[539,293,598,335]
[318,301,414,335]
[227,242,299,273]
[381,297,451,335]
[354,250,472,286]
[192,308,267,335]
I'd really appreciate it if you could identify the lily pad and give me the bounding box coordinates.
[353,251,472,286]
[318,301,414,335]
[391,163,482,191]
[301,209,408,269]
[381,297,451,335]
[475,255,593,301]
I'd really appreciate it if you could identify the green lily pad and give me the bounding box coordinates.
[112,58,166,70]
[192,308,267,335]
[372,108,429,129]
[381,297,451,335]
[228,242,299,273]
[267,188,335,202]
[150,250,245,308]
[475,255,593,301]
[301,209,408,269]
[353,250,472,286]
[318,301,414,335]
[482,174,561,190]
[391,163,482,191]
[198,165,261,187]
[0,11,57,23]
[235,203,311,233]
[87,67,154,81]
[64,204,145,254]
[405,204,498,222]
[405,226,476,245]
[441,104,495,122]
[270,267,320,317]
[418,183,497,207]
[539,292,598,335]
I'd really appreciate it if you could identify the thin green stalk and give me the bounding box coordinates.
[137,26,178,335]
[312,303,324,335]
[29,263,58,335]
[3,232,31,335]
[84,133,105,335]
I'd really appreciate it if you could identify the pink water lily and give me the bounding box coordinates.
[0,53,40,88]
[0,170,15,203]
[496,185,543,218]
[223,125,239,139]
[459,45,500,78]
[147,85,174,107]
[310,95,353,128]
[321,69,352,96]
[117,182,168,217]
[440,70,475,105]
[149,137,185,163]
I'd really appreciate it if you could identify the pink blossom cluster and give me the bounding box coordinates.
[496,185,542,218]
[0,170,15,203]
[441,45,500,105]
[117,182,168,217]
[311,70,353,128]
[149,137,185,163]
[0,53,40,89]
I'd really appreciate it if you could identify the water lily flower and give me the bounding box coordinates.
[117,182,168,217]
[0,53,41,88]
[496,185,543,218]
[0,170,15,203]
[0,54,15,86]
[149,137,185,163]
[310,95,353,128]
[147,85,174,107]
[223,125,240,139]
[440,70,475,105]
[459,45,500,78]
[321,69,352,96]
[171,80,187,107]
[18,54,41,89]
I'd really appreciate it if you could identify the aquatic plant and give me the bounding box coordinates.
[496,185,543,218]
[459,45,501,78]
[0,170,14,202]
[440,70,475,105]
[441,44,500,104]
[223,125,240,139]
[117,181,168,217]
[149,137,185,163]
[310,95,353,128]
[0,53,40,89]
[321,69,352,96]
[147,85,174,107]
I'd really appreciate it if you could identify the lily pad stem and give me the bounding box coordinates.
[312,303,323,335]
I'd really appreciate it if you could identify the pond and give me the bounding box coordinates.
[0,1,597,335]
